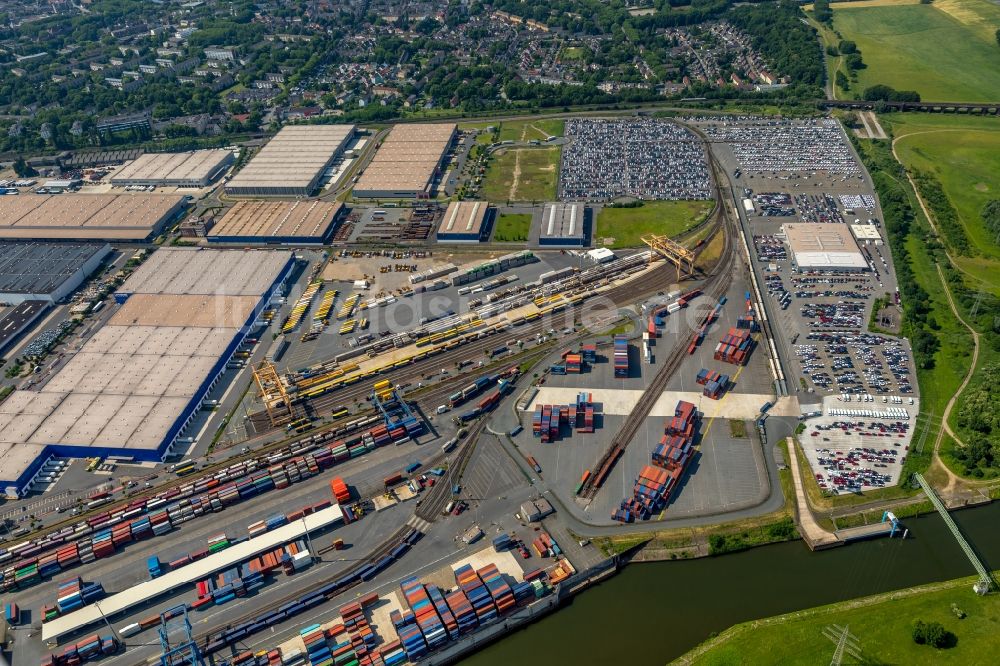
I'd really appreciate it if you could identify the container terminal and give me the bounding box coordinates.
[0,114,920,666]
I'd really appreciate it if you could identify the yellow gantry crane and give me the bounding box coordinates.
[252,360,294,428]
[642,233,695,281]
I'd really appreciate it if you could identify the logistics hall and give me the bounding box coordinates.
[0,194,186,241]
[0,248,294,498]
[782,223,868,272]
[208,201,344,245]
[111,149,234,188]
[224,125,355,197]
[538,203,587,247]
[436,201,490,242]
[352,124,455,199]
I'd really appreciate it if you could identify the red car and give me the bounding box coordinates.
[517,542,530,559]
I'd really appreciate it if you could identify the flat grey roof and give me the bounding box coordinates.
[354,123,455,194]
[226,125,355,192]
[0,242,109,295]
[0,194,184,240]
[111,149,233,184]
[0,248,292,484]
[540,203,586,240]
[120,247,291,295]
[783,223,867,269]
[209,201,342,240]
[439,201,488,237]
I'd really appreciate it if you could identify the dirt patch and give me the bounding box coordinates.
[974,182,989,192]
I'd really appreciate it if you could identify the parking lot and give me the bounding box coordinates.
[798,395,919,492]
[559,118,712,201]
[702,115,920,489]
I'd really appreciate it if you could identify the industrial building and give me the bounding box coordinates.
[111,149,234,188]
[0,247,294,498]
[208,201,344,245]
[436,201,490,242]
[0,242,111,304]
[0,194,186,241]
[352,123,455,199]
[850,223,882,244]
[782,223,868,271]
[538,203,587,247]
[224,125,355,197]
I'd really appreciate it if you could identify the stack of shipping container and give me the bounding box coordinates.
[737,291,759,332]
[715,327,754,365]
[613,334,629,378]
[39,634,118,666]
[0,424,401,594]
[696,368,730,400]
[614,400,699,523]
[54,577,104,615]
[686,296,726,355]
[328,477,351,504]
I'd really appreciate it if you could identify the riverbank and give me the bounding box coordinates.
[674,571,1000,665]
[463,499,1000,665]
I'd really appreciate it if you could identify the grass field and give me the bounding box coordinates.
[595,200,712,249]
[479,147,560,203]
[492,213,531,242]
[829,0,1000,102]
[681,573,1000,665]
[888,113,1000,292]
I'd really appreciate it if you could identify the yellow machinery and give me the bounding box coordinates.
[642,233,695,281]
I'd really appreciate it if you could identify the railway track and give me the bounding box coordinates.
[197,522,417,655]
[580,149,739,500]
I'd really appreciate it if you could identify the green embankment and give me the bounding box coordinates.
[678,572,1000,665]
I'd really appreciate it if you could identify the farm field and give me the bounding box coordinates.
[830,0,1000,102]
[682,573,1000,665]
[492,213,531,242]
[595,200,711,249]
[888,113,1000,294]
[479,147,560,203]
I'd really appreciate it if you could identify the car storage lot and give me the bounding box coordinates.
[709,122,918,402]
[797,395,919,492]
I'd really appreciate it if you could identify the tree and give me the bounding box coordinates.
[838,40,857,54]
[912,620,954,648]
[996,27,1000,47]
[981,199,1000,237]
[12,156,36,177]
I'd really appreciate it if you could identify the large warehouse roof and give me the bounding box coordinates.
[111,149,233,187]
[0,194,184,240]
[539,203,586,246]
[353,123,455,197]
[0,243,109,296]
[437,201,488,241]
[0,248,293,496]
[783,223,868,270]
[120,246,291,295]
[208,200,343,244]
[225,125,355,196]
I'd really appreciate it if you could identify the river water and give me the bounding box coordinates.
[465,503,1000,665]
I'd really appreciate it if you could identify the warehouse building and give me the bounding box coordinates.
[0,248,294,498]
[208,200,344,245]
[111,149,234,188]
[538,203,588,247]
[0,194,186,241]
[782,223,868,272]
[436,201,490,242]
[353,123,456,199]
[224,125,355,197]
[0,242,111,304]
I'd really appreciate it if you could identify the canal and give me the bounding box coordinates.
[465,502,1000,665]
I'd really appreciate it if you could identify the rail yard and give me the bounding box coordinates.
[0,112,919,666]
